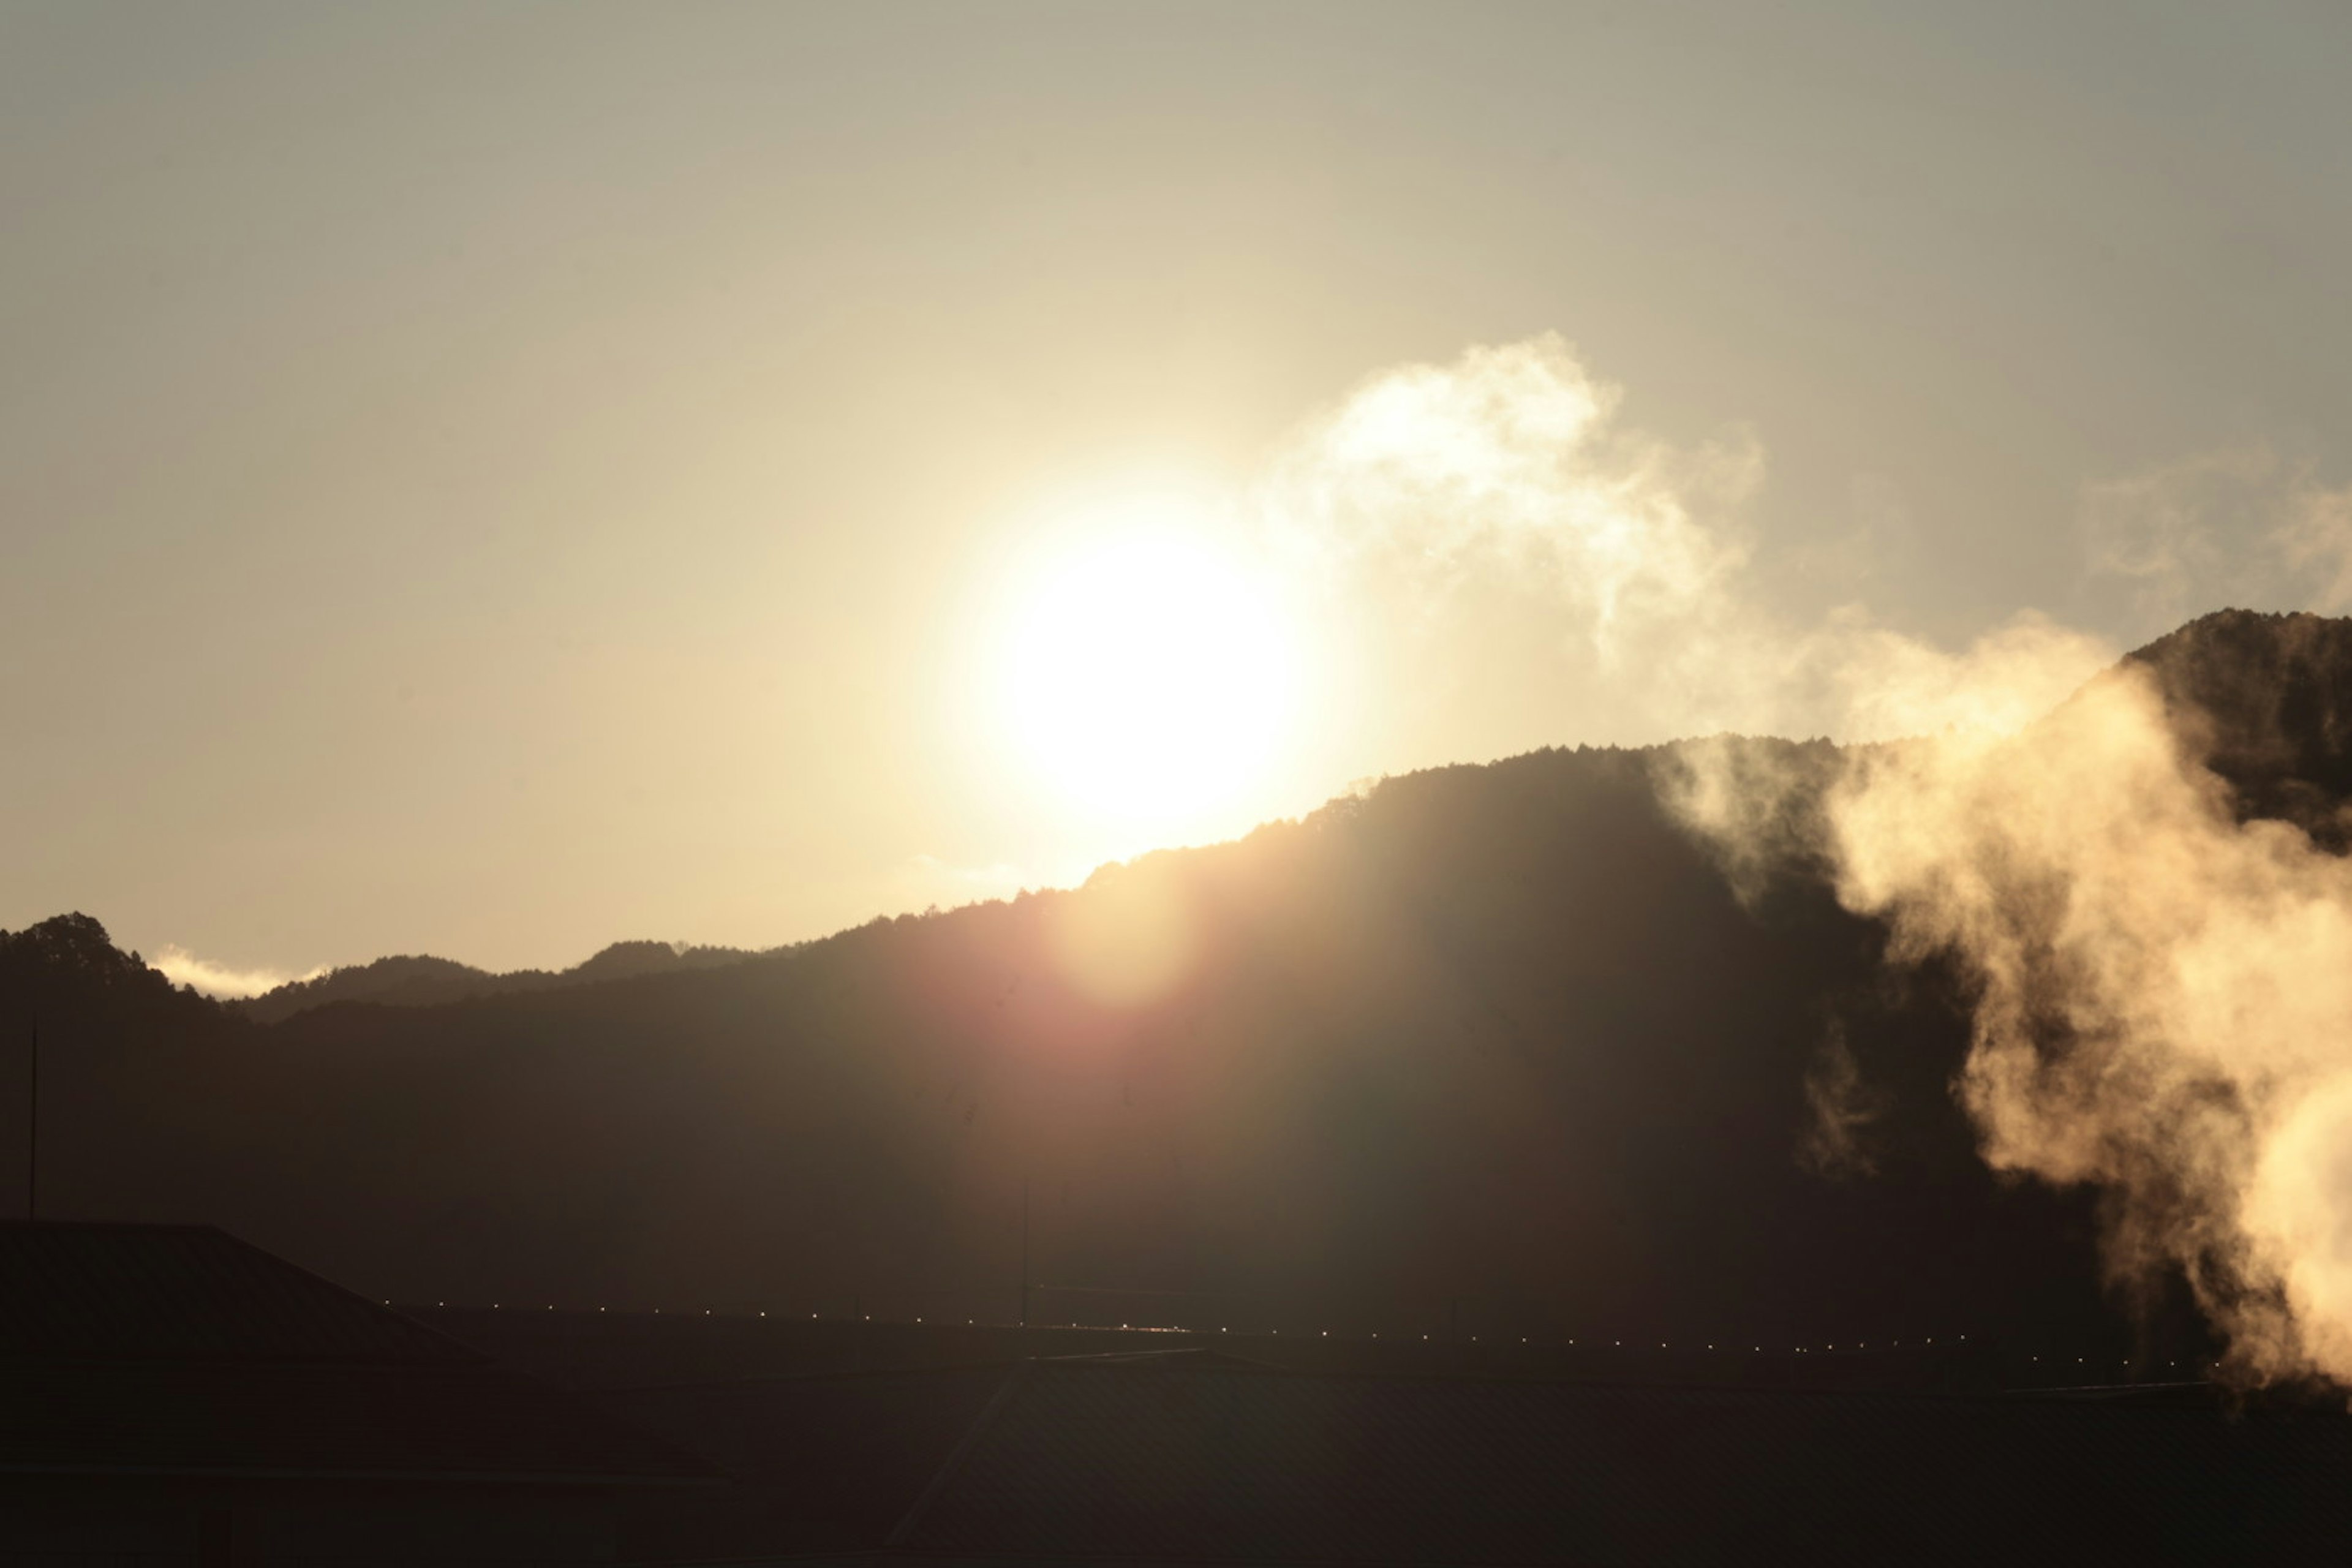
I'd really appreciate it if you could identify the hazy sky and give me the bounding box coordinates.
[6,1,2350,981]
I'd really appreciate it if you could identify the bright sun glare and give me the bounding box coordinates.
[996,507,1302,827]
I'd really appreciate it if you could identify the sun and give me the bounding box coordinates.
[993,507,1302,827]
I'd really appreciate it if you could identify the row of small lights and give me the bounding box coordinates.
[390,1297,2201,1373]
[393,1300,2023,1354]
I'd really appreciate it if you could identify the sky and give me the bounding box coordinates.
[5,0,2351,982]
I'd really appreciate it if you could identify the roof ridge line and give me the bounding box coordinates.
[203,1227,491,1365]
[884,1357,1033,1548]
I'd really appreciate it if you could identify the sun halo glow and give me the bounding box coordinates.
[993,516,1302,829]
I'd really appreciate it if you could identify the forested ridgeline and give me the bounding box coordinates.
[2,611,2340,1366]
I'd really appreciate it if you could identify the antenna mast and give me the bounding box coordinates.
[25,1018,37,1223]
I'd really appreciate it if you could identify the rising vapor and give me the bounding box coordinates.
[1821,649,2352,1385]
[1264,334,2109,752]
[150,944,320,1000]
[1296,334,2352,1385]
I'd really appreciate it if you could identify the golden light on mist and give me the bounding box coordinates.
[990,500,1304,830]
[2246,1074,2352,1377]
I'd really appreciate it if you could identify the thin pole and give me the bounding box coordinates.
[25,1019,37,1223]
[1020,1181,1031,1329]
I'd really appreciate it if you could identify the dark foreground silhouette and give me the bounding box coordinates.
[0,1221,714,1561]
[7,1221,2345,1565]
[594,1348,2352,1564]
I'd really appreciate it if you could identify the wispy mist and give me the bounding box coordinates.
[150,944,320,1000]
[2081,447,2352,636]
[1266,335,2111,755]
[1311,335,2352,1385]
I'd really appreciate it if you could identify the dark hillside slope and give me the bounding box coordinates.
[0,750,2098,1354]
[6,611,2342,1363]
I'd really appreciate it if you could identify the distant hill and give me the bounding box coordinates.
[238,940,778,1023]
[2123,608,2352,846]
[0,609,2337,1366]
[0,913,218,1031]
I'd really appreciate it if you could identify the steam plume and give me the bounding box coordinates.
[1295,334,2352,1384]
[1265,334,2109,753]
[1823,657,2352,1385]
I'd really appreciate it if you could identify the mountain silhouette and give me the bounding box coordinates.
[0,610,2334,1365]
[239,940,775,1024]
